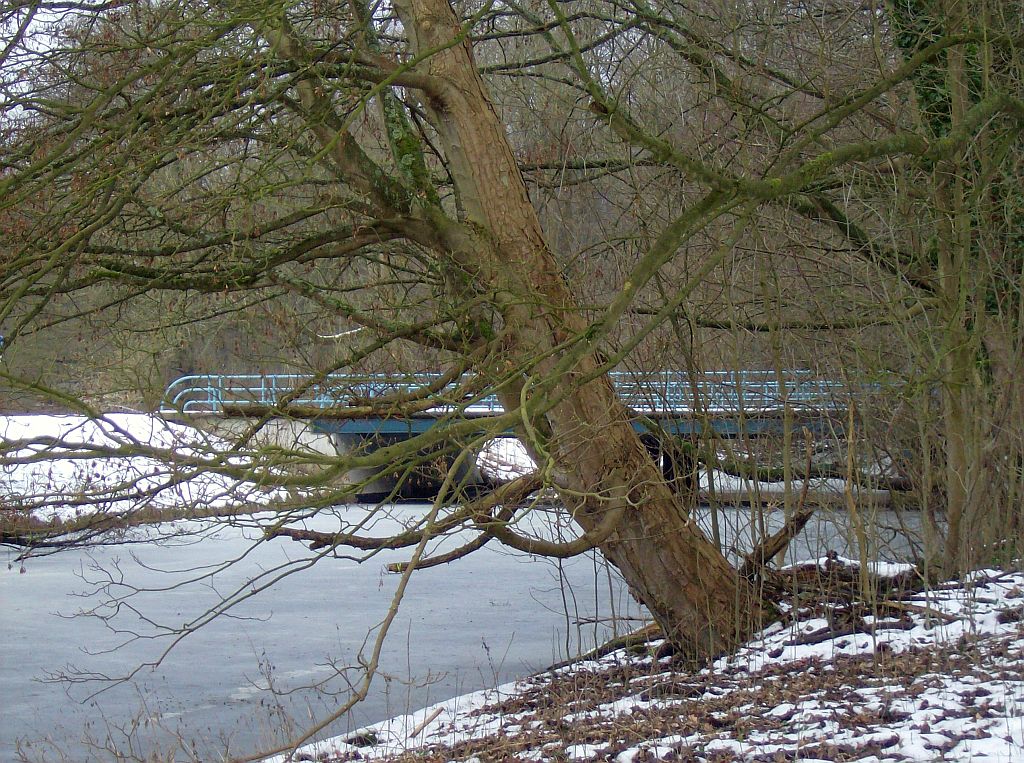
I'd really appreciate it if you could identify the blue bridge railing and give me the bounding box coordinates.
[162,370,850,416]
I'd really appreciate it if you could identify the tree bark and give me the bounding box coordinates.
[392,0,771,658]
[935,0,981,574]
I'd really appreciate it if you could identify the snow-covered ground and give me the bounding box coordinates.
[270,562,1024,763]
[579,565,1024,762]
[0,413,281,524]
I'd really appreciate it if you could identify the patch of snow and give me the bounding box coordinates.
[787,555,916,578]
[263,682,523,763]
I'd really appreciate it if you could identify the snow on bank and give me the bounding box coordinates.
[269,565,1024,763]
[0,414,280,524]
[478,437,889,504]
[701,469,892,506]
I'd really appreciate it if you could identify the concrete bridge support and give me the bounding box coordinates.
[180,416,339,458]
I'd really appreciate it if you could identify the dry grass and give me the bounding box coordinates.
[348,632,1020,762]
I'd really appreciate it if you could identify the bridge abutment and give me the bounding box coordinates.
[181,416,338,458]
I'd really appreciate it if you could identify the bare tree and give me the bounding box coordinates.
[1,0,1022,754]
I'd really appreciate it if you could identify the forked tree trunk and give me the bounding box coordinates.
[394,0,771,658]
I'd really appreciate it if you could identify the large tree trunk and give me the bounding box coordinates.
[934,0,985,575]
[394,0,771,658]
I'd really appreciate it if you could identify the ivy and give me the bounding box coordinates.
[888,0,988,137]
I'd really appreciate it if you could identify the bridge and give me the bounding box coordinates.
[162,370,850,437]
[162,370,858,497]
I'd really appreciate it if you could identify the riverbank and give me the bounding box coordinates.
[271,560,1024,762]
[481,437,901,509]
